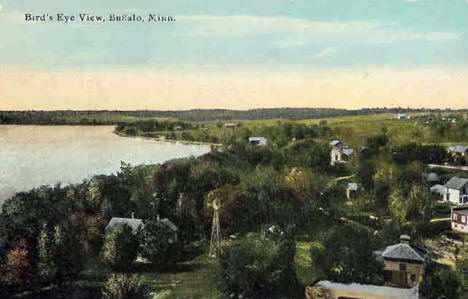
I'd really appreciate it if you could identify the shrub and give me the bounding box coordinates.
[214,233,302,299]
[138,220,180,270]
[102,225,139,270]
[102,274,150,299]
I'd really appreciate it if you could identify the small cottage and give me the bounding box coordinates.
[346,182,362,200]
[443,177,468,204]
[224,123,238,129]
[105,215,144,235]
[448,145,468,156]
[451,206,468,233]
[430,184,445,201]
[330,140,353,166]
[155,217,179,243]
[248,137,268,146]
[397,114,411,120]
[378,235,425,289]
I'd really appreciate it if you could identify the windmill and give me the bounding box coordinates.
[209,198,222,258]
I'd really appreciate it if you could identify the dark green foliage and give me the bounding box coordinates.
[365,134,389,156]
[102,274,150,299]
[373,180,390,211]
[215,234,302,299]
[357,159,376,191]
[414,220,451,239]
[138,220,180,270]
[420,262,463,299]
[310,223,384,285]
[102,225,139,270]
[392,143,447,165]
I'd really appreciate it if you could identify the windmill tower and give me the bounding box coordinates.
[209,198,222,258]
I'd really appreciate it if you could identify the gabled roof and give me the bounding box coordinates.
[159,218,178,232]
[329,140,342,146]
[382,242,424,263]
[445,177,468,190]
[105,217,144,234]
[448,145,468,154]
[430,184,445,196]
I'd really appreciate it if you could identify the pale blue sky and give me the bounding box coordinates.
[0,0,467,110]
[1,0,467,68]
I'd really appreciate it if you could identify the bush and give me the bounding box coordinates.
[102,225,139,270]
[214,233,302,298]
[138,220,180,270]
[102,274,150,299]
[420,262,463,299]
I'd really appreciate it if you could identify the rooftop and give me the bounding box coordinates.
[445,177,468,190]
[329,139,342,146]
[430,184,445,196]
[448,145,468,153]
[381,235,425,263]
[454,209,468,215]
[313,281,419,299]
[105,217,144,234]
[347,182,360,191]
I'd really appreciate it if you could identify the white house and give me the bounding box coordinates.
[397,113,411,120]
[224,123,238,129]
[443,177,468,204]
[330,140,353,166]
[448,145,468,157]
[346,182,362,200]
[249,137,268,146]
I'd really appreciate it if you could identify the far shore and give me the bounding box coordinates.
[113,130,222,147]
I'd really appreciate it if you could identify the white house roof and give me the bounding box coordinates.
[329,140,342,146]
[430,184,445,196]
[105,217,144,234]
[347,182,360,191]
[315,281,419,299]
[445,177,468,190]
[249,137,267,142]
[342,147,354,156]
[448,145,468,154]
[382,242,424,263]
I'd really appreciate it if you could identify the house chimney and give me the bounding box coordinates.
[131,212,135,219]
[400,234,410,245]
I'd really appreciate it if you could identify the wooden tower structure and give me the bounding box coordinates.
[209,198,222,258]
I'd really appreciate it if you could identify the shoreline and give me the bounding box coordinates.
[113,130,223,147]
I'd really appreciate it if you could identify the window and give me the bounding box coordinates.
[399,264,407,271]
[453,213,458,221]
[411,274,416,283]
[462,215,467,224]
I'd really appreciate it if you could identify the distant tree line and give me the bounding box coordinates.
[1,108,466,124]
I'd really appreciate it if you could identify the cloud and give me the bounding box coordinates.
[178,15,459,45]
[310,47,337,59]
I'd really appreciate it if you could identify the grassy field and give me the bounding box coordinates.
[118,112,442,149]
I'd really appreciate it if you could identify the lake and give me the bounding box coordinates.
[0,125,211,205]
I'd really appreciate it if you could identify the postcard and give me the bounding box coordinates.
[0,1,467,298]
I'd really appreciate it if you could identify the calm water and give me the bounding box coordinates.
[0,125,210,205]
